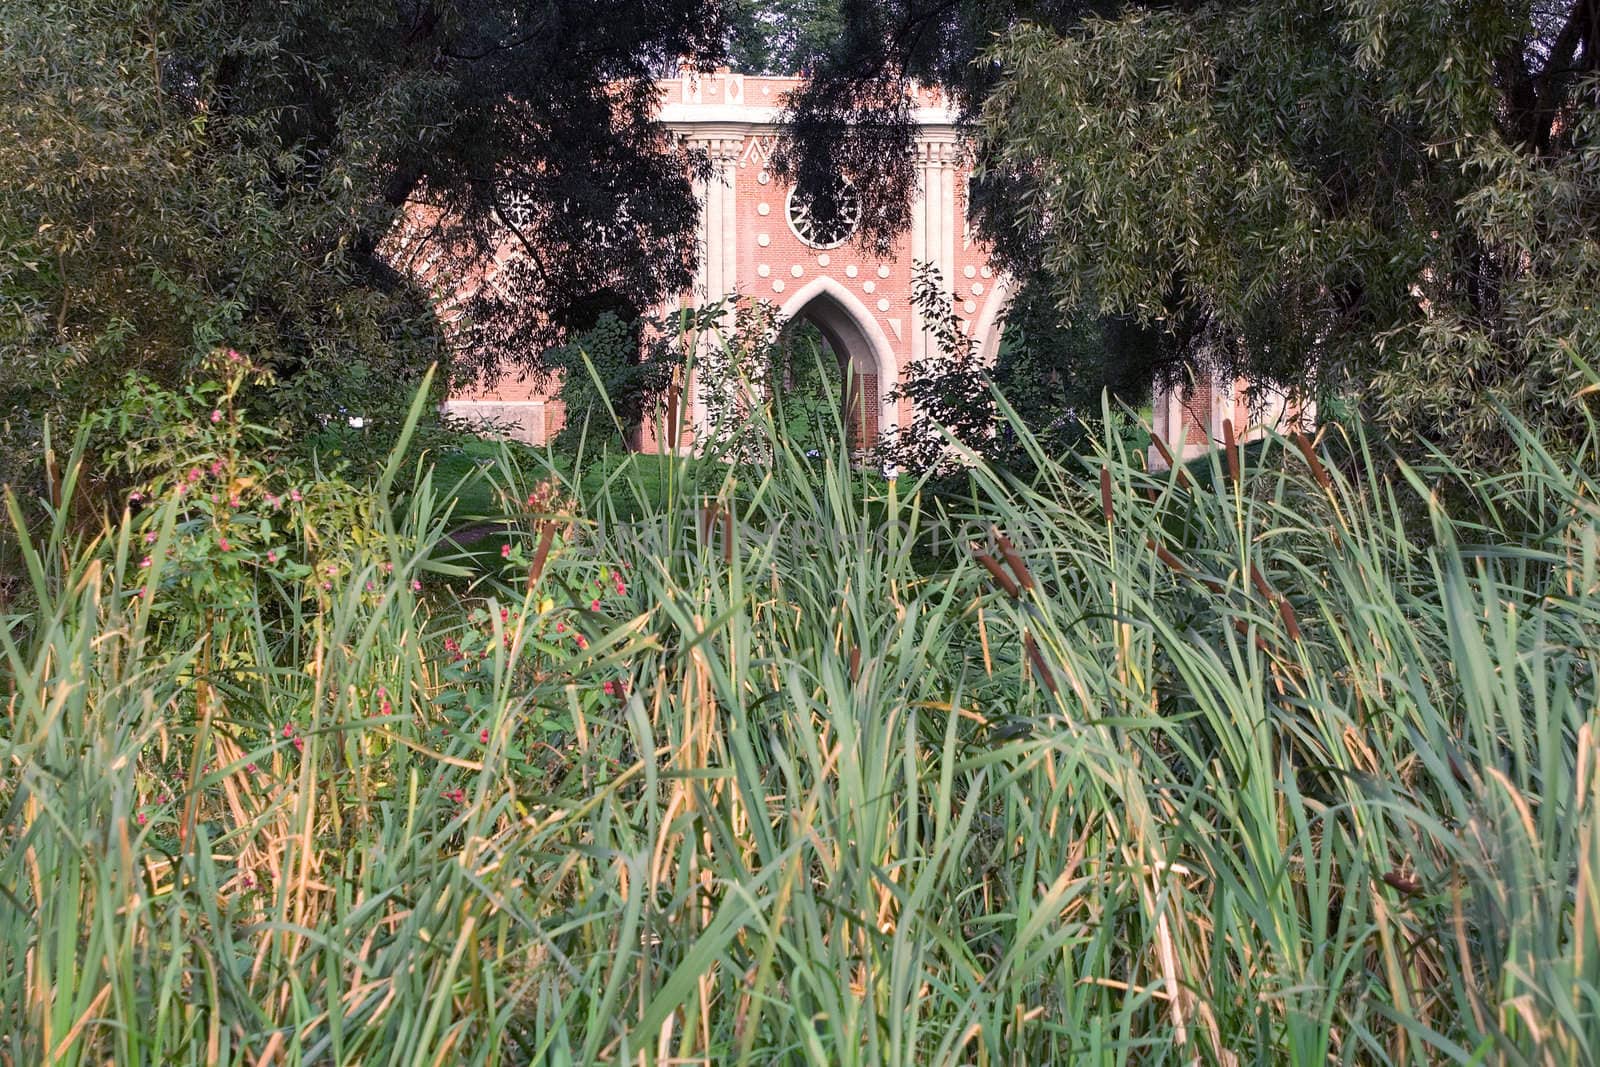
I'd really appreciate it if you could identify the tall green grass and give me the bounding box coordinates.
[3,369,1598,1063]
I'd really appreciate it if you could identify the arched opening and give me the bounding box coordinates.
[776,280,895,452]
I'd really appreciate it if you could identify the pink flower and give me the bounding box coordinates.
[446,788,465,804]
[140,555,152,569]
[364,580,374,592]
[129,491,143,503]
[590,598,601,611]
[555,622,565,633]
[325,564,337,577]
[227,348,242,363]
[187,467,202,483]
[282,723,295,738]
[210,460,224,477]
[411,579,422,592]
[501,544,511,558]
[615,581,626,595]
[144,531,156,544]
[136,812,147,826]
[478,728,489,743]
[265,494,280,509]
[602,681,616,696]
[292,736,304,752]
[383,562,393,574]
[229,495,241,508]
[218,538,231,552]
[290,489,302,503]
[210,409,222,423]
[575,635,588,650]
[246,763,257,774]
[380,698,392,715]
[322,581,332,591]
[266,550,277,564]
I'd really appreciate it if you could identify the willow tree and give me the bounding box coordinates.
[777,0,1600,465]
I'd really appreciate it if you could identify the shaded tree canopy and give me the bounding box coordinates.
[776,1,1600,463]
[724,0,844,74]
[1,0,727,477]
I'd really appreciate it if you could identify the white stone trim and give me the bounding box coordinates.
[777,276,901,438]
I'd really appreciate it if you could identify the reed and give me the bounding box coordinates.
[3,367,1599,1064]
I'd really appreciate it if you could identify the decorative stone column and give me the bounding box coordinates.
[684,132,744,446]
[910,135,960,369]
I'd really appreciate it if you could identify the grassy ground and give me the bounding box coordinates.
[3,382,1599,1063]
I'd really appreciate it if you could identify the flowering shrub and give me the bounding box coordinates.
[93,350,419,642]
[430,555,635,801]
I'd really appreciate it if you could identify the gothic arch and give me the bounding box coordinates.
[970,278,1012,369]
[777,276,900,440]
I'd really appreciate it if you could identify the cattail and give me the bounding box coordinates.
[849,644,861,681]
[1232,617,1270,654]
[1250,563,1275,601]
[527,522,555,588]
[971,547,1020,599]
[722,509,734,566]
[1381,870,1423,898]
[1099,466,1114,523]
[1149,432,1195,489]
[1023,633,1059,694]
[1292,430,1333,492]
[1150,431,1177,469]
[1147,537,1189,578]
[1276,597,1302,643]
[1222,418,1240,486]
[993,527,1036,591]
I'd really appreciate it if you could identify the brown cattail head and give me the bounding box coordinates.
[1023,633,1059,694]
[1293,431,1333,493]
[721,509,734,565]
[527,522,556,588]
[1250,563,1275,601]
[1149,432,1195,490]
[1099,466,1114,523]
[1222,419,1241,486]
[1147,537,1189,578]
[1150,431,1177,469]
[1381,870,1424,898]
[849,645,861,681]
[971,547,1021,599]
[993,527,1036,591]
[1277,597,1302,643]
[1232,617,1271,654]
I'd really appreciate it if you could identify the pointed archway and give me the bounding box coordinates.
[776,277,898,449]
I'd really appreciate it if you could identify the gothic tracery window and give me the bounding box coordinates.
[786,177,861,249]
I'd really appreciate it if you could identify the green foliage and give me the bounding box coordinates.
[0,0,729,494]
[979,1,1600,466]
[888,262,1155,472]
[543,312,676,453]
[0,0,443,493]
[724,0,843,74]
